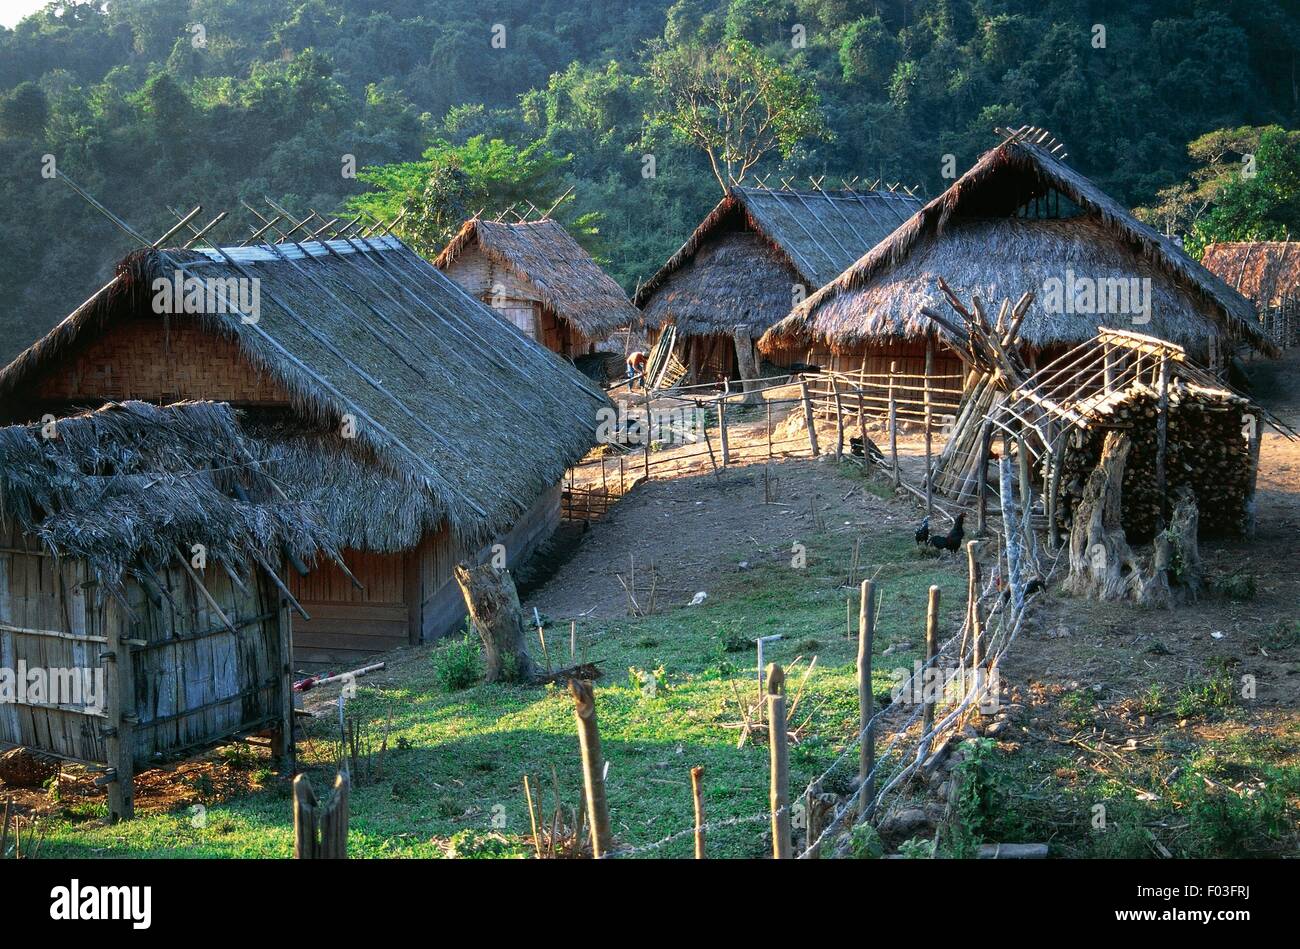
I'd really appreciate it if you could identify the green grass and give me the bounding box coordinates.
[36,469,966,859]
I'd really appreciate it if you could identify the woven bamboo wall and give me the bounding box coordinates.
[0,527,286,769]
[30,318,290,410]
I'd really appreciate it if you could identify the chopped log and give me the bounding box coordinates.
[453,562,538,683]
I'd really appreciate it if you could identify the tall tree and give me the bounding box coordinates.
[644,38,828,192]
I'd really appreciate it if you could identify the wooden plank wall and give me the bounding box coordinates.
[288,484,564,669]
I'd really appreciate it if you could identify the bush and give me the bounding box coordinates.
[434,631,482,690]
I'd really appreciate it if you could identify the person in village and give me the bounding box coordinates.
[626,350,648,390]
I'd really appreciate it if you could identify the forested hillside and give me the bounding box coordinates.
[1,0,1298,361]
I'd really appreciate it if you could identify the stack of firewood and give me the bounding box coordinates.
[1057,380,1253,541]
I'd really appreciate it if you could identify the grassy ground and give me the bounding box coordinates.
[32,464,969,859]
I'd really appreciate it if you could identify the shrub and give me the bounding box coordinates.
[434,631,482,690]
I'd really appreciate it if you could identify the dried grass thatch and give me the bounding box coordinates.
[636,186,922,336]
[761,139,1274,356]
[0,400,333,593]
[0,236,610,550]
[435,218,638,339]
[1201,241,1300,308]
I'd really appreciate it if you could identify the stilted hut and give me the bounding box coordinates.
[434,217,639,359]
[760,129,1276,402]
[634,184,923,384]
[1201,241,1300,350]
[0,234,609,668]
[0,400,329,820]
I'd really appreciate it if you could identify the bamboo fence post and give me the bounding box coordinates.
[975,421,992,536]
[691,765,705,859]
[766,399,773,461]
[800,378,820,456]
[570,679,612,857]
[642,385,652,483]
[767,663,790,859]
[856,356,867,447]
[921,585,941,744]
[924,337,934,515]
[293,772,350,858]
[831,375,845,460]
[1155,355,1170,530]
[888,361,900,487]
[857,578,877,809]
[967,540,983,681]
[717,393,730,467]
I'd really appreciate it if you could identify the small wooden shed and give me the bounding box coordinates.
[434,217,639,358]
[0,401,327,821]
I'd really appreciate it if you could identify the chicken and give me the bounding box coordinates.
[850,434,885,464]
[914,515,930,547]
[928,512,966,553]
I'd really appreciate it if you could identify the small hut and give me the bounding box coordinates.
[434,217,639,359]
[1201,241,1300,349]
[634,184,923,384]
[0,400,325,820]
[760,129,1277,403]
[0,233,609,668]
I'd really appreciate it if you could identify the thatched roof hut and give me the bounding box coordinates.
[0,234,608,665]
[760,138,1275,362]
[434,217,638,357]
[634,185,923,382]
[1201,242,1300,349]
[0,400,314,817]
[0,400,330,592]
[1202,241,1300,306]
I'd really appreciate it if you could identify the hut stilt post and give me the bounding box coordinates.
[924,338,934,516]
[888,361,900,488]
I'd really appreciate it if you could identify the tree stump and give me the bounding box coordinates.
[1063,433,1202,607]
[733,326,762,406]
[453,561,538,683]
[1063,432,1142,602]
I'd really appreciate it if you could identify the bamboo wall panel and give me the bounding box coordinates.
[30,318,290,409]
[0,527,285,768]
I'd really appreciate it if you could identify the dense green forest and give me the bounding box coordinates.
[1,0,1298,362]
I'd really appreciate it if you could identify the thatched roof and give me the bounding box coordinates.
[0,400,333,593]
[1201,242,1300,308]
[636,186,923,337]
[0,236,609,548]
[761,139,1274,356]
[434,218,638,339]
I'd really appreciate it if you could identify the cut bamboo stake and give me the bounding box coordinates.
[967,540,983,680]
[831,375,845,460]
[767,663,791,859]
[523,775,543,859]
[691,765,706,859]
[570,679,612,857]
[921,585,941,745]
[857,578,877,809]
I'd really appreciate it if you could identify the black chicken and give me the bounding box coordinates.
[914,516,930,547]
[928,512,966,553]
[849,435,885,463]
